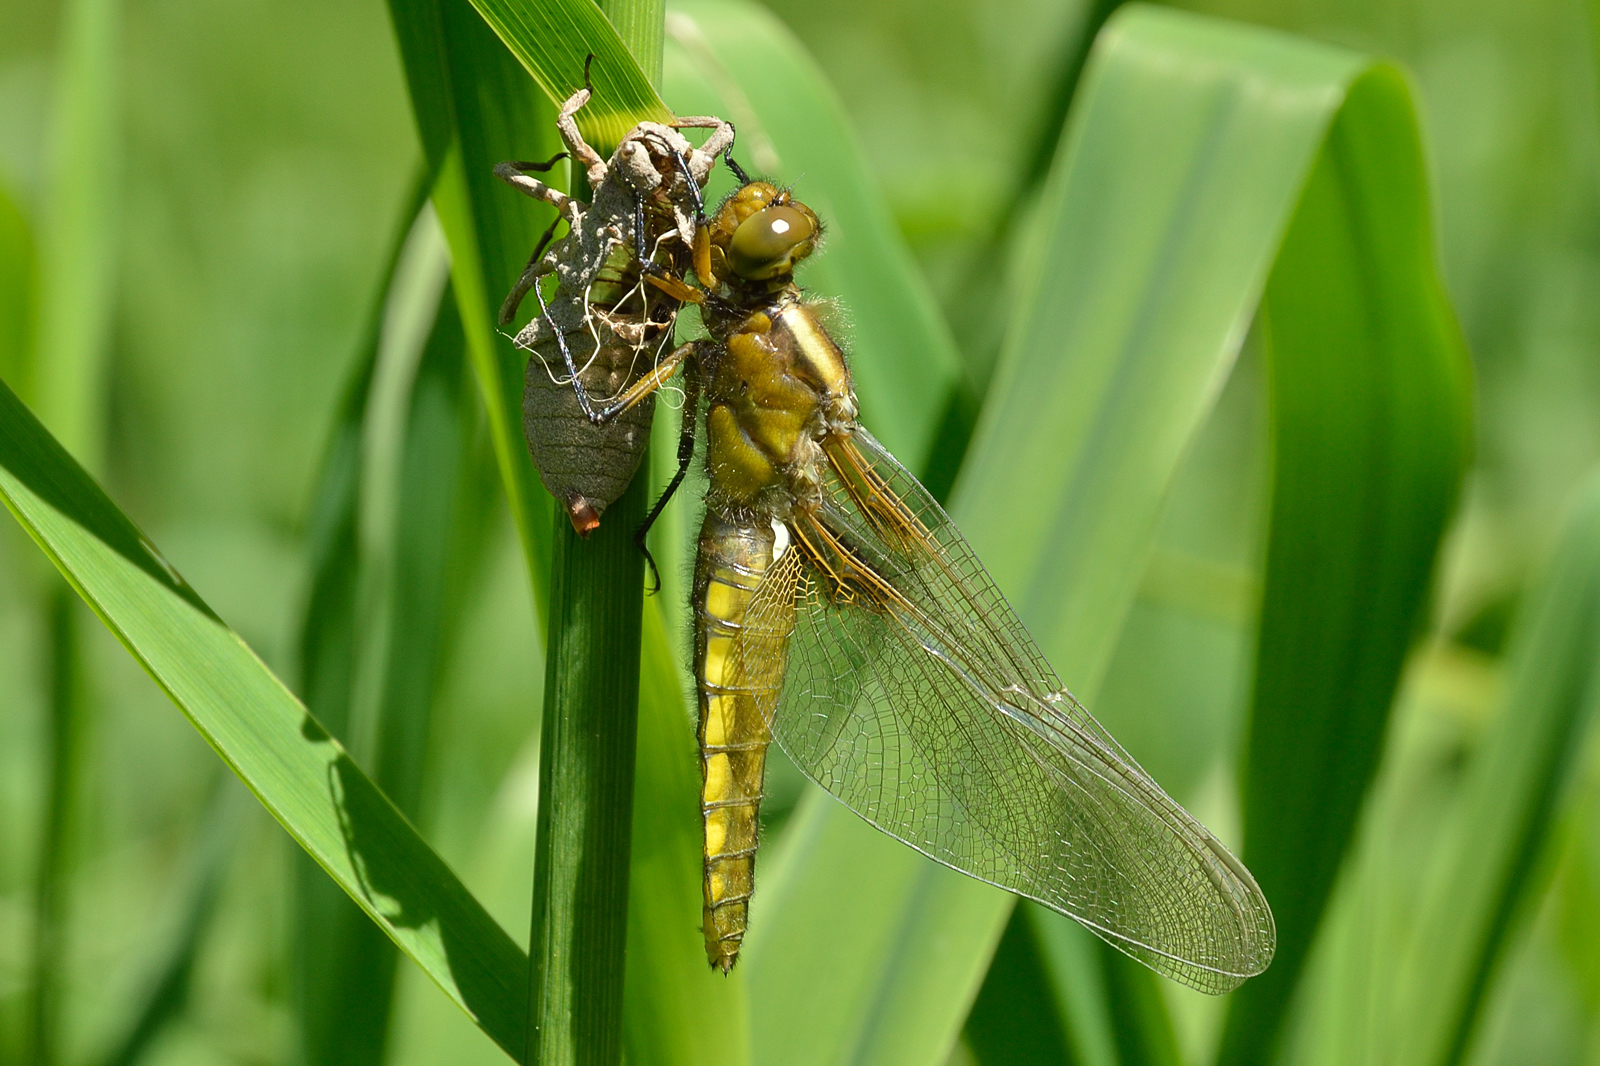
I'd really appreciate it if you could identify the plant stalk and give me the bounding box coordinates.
[27,588,85,1066]
[524,4,663,1062]
[27,0,120,1055]
[525,474,648,1066]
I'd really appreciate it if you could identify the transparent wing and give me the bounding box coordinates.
[754,427,1275,993]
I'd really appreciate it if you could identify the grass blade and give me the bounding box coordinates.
[376,286,488,826]
[963,8,1364,698]
[388,3,700,1063]
[964,906,1078,1066]
[302,287,482,1065]
[467,0,672,146]
[0,180,35,397]
[31,0,118,471]
[25,0,122,1056]
[27,588,87,1066]
[386,0,559,612]
[1097,943,1182,1066]
[1386,474,1600,1064]
[1218,61,1471,1066]
[1029,909,1117,1066]
[290,253,384,1066]
[0,376,531,1058]
[525,479,646,1065]
[948,0,1127,414]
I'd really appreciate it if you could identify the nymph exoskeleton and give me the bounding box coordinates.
[496,73,733,535]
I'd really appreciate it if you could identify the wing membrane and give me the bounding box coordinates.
[757,427,1275,993]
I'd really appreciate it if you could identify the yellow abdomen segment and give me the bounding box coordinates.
[694,512,796,972]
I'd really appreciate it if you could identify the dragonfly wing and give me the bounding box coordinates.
[767,427,1276,993]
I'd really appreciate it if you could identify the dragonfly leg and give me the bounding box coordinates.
[532,278,599,423]
[643,265,705,304]
[638,362,702,593]
[587,339,697,425]
[669,147,706,222]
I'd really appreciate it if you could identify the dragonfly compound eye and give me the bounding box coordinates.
[727,205,817,280]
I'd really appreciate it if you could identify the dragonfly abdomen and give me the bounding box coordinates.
[693,511,794,971]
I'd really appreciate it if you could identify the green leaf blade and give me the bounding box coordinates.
[0,377,530,1059]
[0,179,36,398]
[1387,473,1600,1065]
[958,6,1366,696]
[1219,61,1472,1066]
[467,0,673,148]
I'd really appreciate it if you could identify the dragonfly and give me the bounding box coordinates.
[496,63,732,535]
[588,170,1276,993]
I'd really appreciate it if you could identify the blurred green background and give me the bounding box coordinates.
[1,0,1598,1063]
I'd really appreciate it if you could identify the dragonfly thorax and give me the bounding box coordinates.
[701,293,857,515]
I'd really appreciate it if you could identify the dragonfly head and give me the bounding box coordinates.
[700,181,820,288]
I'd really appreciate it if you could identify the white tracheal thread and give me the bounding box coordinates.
[523,228,683,404]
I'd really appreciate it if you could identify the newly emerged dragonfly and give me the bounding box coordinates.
[496,69,732,534]
[594,172,1276,992]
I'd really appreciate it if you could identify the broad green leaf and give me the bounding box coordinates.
[1218,60,1470,1066]
[467,0,672,148]
[0,377,530,1059]
[738,7,1467,1065]
[1385,472,1600,1064]
[963,906,1078,1066]
[663,0,963,470]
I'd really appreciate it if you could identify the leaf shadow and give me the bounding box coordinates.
[317,737,530,1058]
